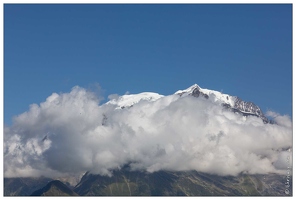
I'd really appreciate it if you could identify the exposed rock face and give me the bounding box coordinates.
[232,97,270,123]
[191,87,209,99]
[176,84,270,123]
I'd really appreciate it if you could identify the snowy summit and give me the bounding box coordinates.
[175,84,236,107]
[106,92,164,109]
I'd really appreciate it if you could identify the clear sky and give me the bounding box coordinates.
[4,4,292,125]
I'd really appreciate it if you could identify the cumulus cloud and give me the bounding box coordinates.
[266,110,292,128]
[4,86,292,179]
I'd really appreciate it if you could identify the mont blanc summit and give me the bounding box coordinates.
[105,84,270,123]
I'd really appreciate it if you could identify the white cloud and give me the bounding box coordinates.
[108,94,119,100]
[4,86,293,179]
[266,110,292,128]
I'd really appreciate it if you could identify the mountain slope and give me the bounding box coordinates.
[176,84,269,123]
[74,168,290,196]
[106,92,164,109]
[106,84,270,123]
[4,177,53,196]
[31,180,79,196]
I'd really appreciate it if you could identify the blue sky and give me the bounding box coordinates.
[4,4,292,125]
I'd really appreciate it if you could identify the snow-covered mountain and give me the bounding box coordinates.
[106,84,270,123]
[175,84,236,106]
[4,83,291,196]
[106,92,164,109]
[175,84,269,123]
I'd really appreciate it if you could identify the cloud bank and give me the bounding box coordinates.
[4,86,292,178]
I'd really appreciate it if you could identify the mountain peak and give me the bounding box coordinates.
[188,83,201,90]
[174,84,270,123]
[31,180,78,196]
[104,84,270,123]
[175,84,201,95]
